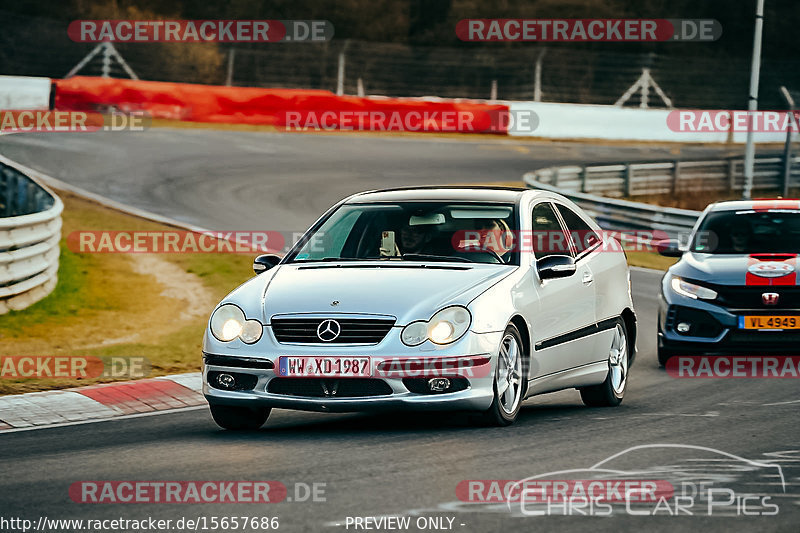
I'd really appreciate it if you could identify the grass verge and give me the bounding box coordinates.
[0,190,252,395]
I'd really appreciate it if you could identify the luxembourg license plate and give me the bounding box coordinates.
[739,315,800,330]
[277,356,371,377]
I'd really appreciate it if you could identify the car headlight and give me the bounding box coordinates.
[210,304,263,344]
[670,277,718,300]
[401,306,472,346]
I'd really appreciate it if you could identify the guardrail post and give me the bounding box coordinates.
[671,160,681,195]
[782,125,793,198]
[552,168,560,187]
[580,167,588,193]
[624,164,633,197]
[727,159,737,192]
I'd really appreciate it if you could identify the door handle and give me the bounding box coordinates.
[582,271,594,285]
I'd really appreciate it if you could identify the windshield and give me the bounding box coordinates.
[691,209,800,254]
[287,202,519,265]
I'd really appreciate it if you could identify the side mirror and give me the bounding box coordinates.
[253,254,281,274]
[655,239,685,258]
[537,255,576,281]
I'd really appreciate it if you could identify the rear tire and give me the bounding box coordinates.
[210,404,271,430]
[580,319,628,407]
[478,324,526,426]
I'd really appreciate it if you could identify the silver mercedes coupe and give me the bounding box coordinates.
[202,187,636,429]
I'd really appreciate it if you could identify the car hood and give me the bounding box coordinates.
[671,252,799,286]
[259,262,516,325]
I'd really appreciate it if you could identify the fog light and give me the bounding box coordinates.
[217,373,236,389]
[676,322,691,334]
[428,377,450,392]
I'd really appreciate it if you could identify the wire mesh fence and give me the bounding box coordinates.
[2,9,799,109]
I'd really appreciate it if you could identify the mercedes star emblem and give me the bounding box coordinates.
[316,319,341,342]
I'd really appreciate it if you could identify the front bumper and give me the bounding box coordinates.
[202,328,503,413]
[658,289,800,355]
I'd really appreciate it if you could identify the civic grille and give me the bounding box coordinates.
[727,330,800,346]
[709,284,800,310]
[267,378,393,397]
[270,317,395,344]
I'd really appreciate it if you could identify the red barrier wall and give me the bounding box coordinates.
[54,77,508,133]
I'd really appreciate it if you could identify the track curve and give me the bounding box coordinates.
[0,131,796,532]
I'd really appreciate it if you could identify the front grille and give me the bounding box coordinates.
[726,330,800,348]
[271,317,395,344]
[709,284,800,310]
[267,378,393,397]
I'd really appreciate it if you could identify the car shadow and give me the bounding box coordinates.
[206,400,597,440]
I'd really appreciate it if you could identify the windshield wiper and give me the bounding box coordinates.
[400,253,474,263]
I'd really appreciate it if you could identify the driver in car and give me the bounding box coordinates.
[729,218,753,253]
[476,218,513,262]
[398,223,434,254]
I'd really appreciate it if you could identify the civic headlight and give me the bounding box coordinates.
[210,304,263,344]
[670,277,717,300]
[401,306,472,346]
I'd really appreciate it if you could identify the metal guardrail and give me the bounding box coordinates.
[524,170,702,239]
[0,158,62,314]
[529,156,800,198]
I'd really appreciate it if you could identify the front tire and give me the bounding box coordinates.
[479,324,526,426]
[210,404,271,430]
[580,320,629,407]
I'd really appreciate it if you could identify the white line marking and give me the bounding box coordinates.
[763,399,800,406]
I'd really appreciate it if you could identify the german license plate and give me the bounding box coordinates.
[278,356,371,377]
[739,316,800,330]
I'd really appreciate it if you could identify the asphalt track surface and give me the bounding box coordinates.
[0,131,797,532]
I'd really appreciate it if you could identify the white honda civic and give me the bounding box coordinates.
[202,187,636,429]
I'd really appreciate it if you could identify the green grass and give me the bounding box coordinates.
[1,241,89,331]
[0,191,253,395]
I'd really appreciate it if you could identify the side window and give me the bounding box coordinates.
[556,204,601,256]
[531,202,572,259]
